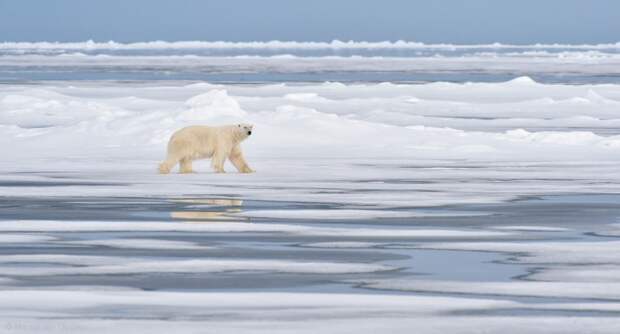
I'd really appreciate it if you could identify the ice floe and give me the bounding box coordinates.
[0,234,56,243]
[0,255,394,276]
[1,289,620,333]
[300,242,383,248]
[237,209,488,219]
[357,279,620,300]
[418,240,620,265]
[490,226,571,232]
[0,220,512,238]
[66,238,210,250]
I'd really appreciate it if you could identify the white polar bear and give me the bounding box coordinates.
[158,124,255,174]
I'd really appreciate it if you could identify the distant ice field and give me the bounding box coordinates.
[2,40,620,83]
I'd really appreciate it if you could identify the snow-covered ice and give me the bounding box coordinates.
[2,79,620,208]
[357,279,620,300]
[2,43,620,333]
[237,209,490,219]
[3,289,620,333]
[67,238,210,250]
[0,234,56,243]
[418,240,620,265]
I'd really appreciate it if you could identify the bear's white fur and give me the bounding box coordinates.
[158,124,254,174]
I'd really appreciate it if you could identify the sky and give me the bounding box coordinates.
[0,0,618,44]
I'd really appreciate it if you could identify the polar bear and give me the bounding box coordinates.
[158,124,255,174]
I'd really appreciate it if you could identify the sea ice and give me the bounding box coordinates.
[2,80,620,209]
[0,255,395,276]
[357,279,620,300]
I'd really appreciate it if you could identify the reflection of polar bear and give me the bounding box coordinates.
[158,124,254,174]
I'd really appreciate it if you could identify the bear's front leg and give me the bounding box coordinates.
[179,158,195,174]
[211,152,227,173]
[229,145,255,173]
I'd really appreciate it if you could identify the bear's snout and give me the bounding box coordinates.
[247,131,252,135]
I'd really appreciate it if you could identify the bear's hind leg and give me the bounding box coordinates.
[179,158,195,174]
[158,156,179,174]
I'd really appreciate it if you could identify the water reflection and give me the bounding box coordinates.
[170,198,246,222]
[173,198,243,206]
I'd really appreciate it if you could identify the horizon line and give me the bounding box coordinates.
[1,39,620,50]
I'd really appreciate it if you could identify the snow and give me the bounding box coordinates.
[1,289,620,333]
[0,234,56,243]
[0,220,511,238]
[357,279,620,300]
[237,209,488,219]
[181,89,247,121]
[490,226,571,232]
[529,265,620,282]
[3,317,620,334]
[300,242,382,248]
[67,238,210,250]
[3,80,620,161]
[2,80,620,209]
[2,46,620,333]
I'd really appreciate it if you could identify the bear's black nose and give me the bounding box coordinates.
[248,131,252,135]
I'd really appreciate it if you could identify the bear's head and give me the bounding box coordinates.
[236,123,254,140]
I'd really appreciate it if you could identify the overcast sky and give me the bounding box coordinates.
[0,0,618,44]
